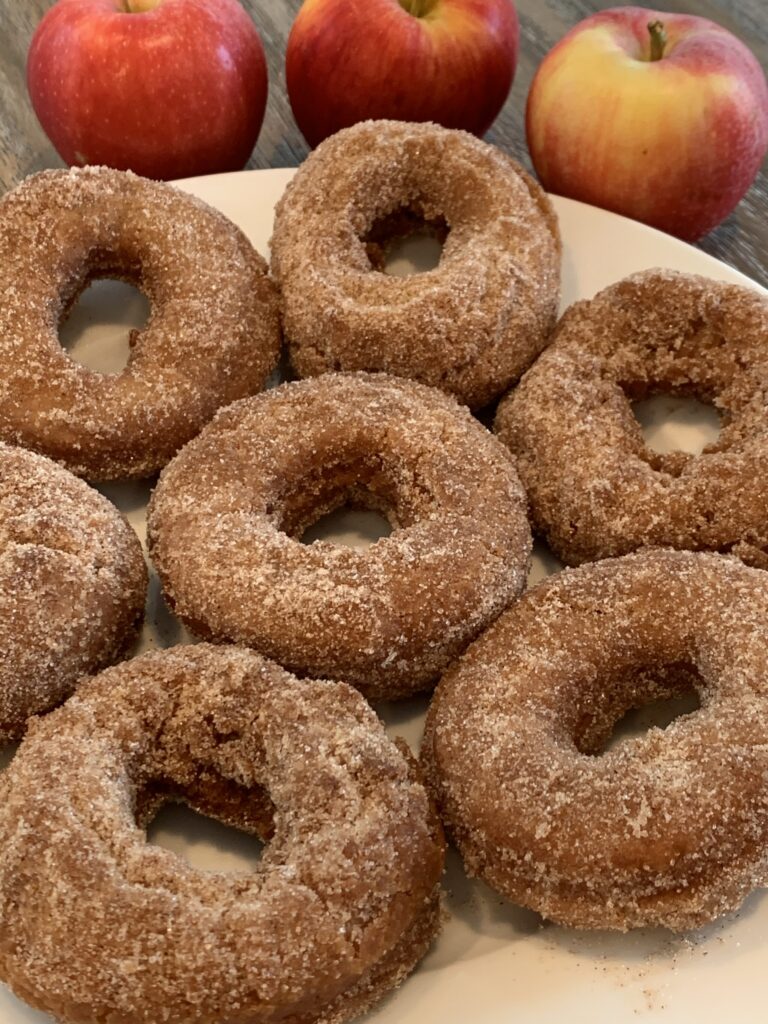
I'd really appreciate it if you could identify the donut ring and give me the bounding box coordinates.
[0,167,280,479]
[495,269,768,567]
[270,120,561,409]
[0,441,146,741]
[423,549,768,931]
[0,644,444,1024]
[147,372,532,699]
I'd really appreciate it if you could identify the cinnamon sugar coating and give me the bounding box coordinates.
[495,269,768,567]
[271,120,561,409]
[423,550,768,931]
[0,166,280,480]
[0,645,443,1024]
[0,441,146,741]
[0,444,145,741]
[147,373,532,700]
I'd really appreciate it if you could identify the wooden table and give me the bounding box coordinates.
[1,0,766,286]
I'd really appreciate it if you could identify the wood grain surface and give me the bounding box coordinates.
[0,0,765,285]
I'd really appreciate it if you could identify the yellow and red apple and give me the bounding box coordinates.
[526,6,768,240]
[27,0,268,181]
[286,0,519,148]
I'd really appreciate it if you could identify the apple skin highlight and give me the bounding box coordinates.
[526,6,768,241]
[27,0,268,180]
[286,0,519,148]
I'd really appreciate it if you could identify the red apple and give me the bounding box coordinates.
[526,7,768,241]
[27,0,268,180]
[286,0,519,148]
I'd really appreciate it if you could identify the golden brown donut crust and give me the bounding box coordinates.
[270,120,561,409]
[0,441,146,741]
[147,372,532,699]
[0,167,281,480]
[495,269,768,567]
[423,549,768,931]
[0,644,443,1024]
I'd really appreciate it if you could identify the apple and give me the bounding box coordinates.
[27,0,268,180]
[526,7,768,241]
[286,0,519,148]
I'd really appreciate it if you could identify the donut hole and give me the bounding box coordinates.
[623,383,721,461]
[277,457,428,546]
[364,204,449,276]
[605,689,702,752]
[59,270,150,375]
[146,803,265,875]
[302,507,393,548]
[574,662,704,756]
[138,771,274,875]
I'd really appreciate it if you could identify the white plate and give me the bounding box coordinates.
[1,170,767,1024]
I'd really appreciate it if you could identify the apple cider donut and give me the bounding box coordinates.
[495,269,768,567]
[0,644,444,1024]
[0,166,280,479]
[270,120,561,408]
[0,441,146,741]
[147,372,532,699]
[423,549,768,931]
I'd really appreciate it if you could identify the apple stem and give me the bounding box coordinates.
[647,20,667,61]
[398,0,434,17]
[122,0,162,12]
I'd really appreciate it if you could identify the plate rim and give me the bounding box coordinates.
[171,166,767,295]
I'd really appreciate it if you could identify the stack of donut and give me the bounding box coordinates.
[0,117,767,1024]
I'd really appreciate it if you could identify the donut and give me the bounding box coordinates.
[495,269,768,567]
[0,166,280,479]
[0,644,444,1024]
[0,441,146,741]
[147,372,532,700]
[270,120,561,409]
[423,549,768,931]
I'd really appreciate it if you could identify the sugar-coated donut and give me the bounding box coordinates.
[423,549,768,931]
[495,269,768,567]
[0,166,280,479]
[271,120,561,409]
[0,644,444,1024]
[0,441,146,742]
[147,372,532,700]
